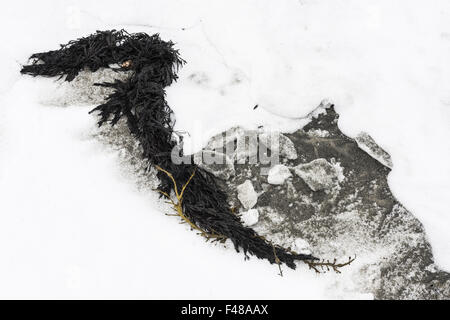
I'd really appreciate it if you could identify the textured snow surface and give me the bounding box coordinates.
[0,0,450,298]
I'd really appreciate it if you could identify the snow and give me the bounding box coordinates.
[0,0,450,298]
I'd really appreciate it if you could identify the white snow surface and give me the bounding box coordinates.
[1,0,450,298]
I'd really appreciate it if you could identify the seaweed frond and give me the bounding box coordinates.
[272,244,283,277]
[20,30,356,274]
[155,166,227,242]
[304,256,356,274]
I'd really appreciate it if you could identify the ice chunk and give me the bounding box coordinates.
[237,179,258,209]
[235,130,259,164]
[193,150,235,180]
[267,164,292,185]
[259,132,298,160]
[355,132,393,169]
[241,209,259,227]
[294,158,339,191]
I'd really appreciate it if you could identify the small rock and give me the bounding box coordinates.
[267,164,292,185]
[237,180,258,209]
[241,209,259,227]
[294,158,339,191]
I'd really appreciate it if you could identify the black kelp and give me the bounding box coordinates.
[21,29,324,270]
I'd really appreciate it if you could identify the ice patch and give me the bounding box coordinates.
[236,179,258,209]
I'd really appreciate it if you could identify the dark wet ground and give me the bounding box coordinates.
[208,105,450,299]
